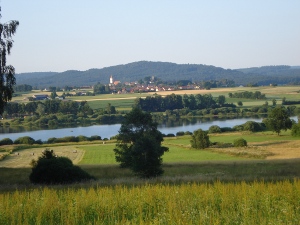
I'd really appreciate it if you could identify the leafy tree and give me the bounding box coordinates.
[190,129,210,149]
[14,136,35,145]
[0,7,19,114]
[36,103,46,116]
[106,103,116,115]
[266,106,293,135]
[217,95,226,106]
[237,101,243,106]
[233,138,247,147]
[114,107,168,178]
[291,122,300,137]
[50,91,57,99]
[208,125,221,134]
[0,137,13,145]
[29,149,94,184]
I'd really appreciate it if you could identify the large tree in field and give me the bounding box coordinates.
[114,107,169,178]
[190,129,210,149]
[0,7,19,114]
[266,106,293,135]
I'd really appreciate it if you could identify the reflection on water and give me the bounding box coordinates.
[0,116,277,141]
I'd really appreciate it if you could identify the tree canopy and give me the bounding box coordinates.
[190,129,210,149]
[0,7,19,114]
[266,106,293,135]
[114,107,168,178]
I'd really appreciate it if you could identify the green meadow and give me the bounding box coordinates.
[1,86,299,224]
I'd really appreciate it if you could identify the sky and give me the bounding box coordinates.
[1,0,300,73]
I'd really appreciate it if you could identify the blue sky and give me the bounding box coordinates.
[1,0,300,73]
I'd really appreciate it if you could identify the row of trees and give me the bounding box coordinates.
[134,93,234,112]
[93,82,110,94]
[0,135,102,146]
[14,84,32,92]
[3,99,93,117]
[228,91,266,99]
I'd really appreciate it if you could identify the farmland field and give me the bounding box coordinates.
[12,86,300,111]
[2,86,300,224]
[0,180,299,224]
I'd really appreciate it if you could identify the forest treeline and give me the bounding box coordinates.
[3,100,93,116]
[134,93,235,112]
[228,91,266,99]
[15,61,300,88]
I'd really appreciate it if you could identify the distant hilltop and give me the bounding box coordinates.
[15,61,300,89]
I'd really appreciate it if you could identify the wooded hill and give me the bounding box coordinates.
[15,61,300,88]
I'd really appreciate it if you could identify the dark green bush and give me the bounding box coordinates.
[29,149,94,184]
[176,131,185,136]
[220,127,233,132]
[211,142,233,148]
[90,135,102,141]
[55,136,78,143]
[0,138,13,145]
[47,137,57,144]
[77,135,89,142]
[243,121,263,132]
[184,131,192,135]
[35,139,43,145]
[233,125,244,131]
[233,138,247,147]
[14,136,35,145]
[208,125,222,133]
[291,123,300,137]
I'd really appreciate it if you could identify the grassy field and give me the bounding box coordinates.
[0,179,299,224]
[0,145,84,168]
[3,86,300,224]
[12,86,300,111]
[87,98,135,110]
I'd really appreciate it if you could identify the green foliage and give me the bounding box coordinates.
[265,106,293,135]
[14,136,35,145]
[29,149,94,184]
[228,91,266,99]
[135,93,217,112]
[190,129,210,149]
[114,107,169,178]
[243,121,265,132]
[208,125,222,134]
[233,138,247,147]
[291,122,300,137]
[93,82,110,94]
[90,135,102,141]
[0,138,13,145]
[176,131,185,136]
[0,8,19,114]
[14,84,32,92]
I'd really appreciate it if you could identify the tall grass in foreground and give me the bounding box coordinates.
[0,180,299,224]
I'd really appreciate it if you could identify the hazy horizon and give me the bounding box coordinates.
[2,1,300,73]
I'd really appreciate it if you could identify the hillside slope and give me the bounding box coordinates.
[15,61,300,88]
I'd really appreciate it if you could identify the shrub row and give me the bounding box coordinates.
[0,135,102,146]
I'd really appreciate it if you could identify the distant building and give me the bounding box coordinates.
[110,75,114,85]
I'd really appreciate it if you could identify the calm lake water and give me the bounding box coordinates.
[1,116,292,141]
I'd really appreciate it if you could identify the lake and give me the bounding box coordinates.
[0,117,285,141]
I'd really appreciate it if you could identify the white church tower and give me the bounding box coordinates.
[110,75,114,85]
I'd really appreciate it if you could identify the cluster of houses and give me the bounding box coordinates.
[30,75,201,100]
[109,75,200,94]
